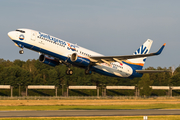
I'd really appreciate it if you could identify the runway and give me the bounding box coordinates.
[0,109,180,117]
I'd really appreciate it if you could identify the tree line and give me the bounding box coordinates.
[0,58,179,96]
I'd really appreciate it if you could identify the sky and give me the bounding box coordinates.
[0,0,180,69]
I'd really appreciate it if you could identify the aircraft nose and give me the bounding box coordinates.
[8,31,15,40]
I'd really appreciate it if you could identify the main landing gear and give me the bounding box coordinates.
[85,66,92,75]
[66,67,73,75]
[85,69,92,75]
[66,68,92,75]
[63,60,92,75]
[65,66,92,75]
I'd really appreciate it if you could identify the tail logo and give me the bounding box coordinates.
[134,45,148,55]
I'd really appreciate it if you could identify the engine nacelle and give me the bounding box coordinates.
[39,54,59,67]
[70,53,78,62]
[70,53,90,66]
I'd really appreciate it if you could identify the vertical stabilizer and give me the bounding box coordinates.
[125,39,153,69]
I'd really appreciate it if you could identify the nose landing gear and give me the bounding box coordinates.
[19,48,24,54]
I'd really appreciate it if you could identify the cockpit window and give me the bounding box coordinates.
[16,29,25,33]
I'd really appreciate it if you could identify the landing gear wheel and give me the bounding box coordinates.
[66,70,73,75]
[66,70,69,75]
[85,69,92,75]
[69,70,73,75]
[19,50,24,54]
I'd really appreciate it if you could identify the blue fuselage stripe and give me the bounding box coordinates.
[13,40,140,78]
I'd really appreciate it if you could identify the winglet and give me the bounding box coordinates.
[154,43,166,55]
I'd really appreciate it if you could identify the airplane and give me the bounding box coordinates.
[8,28,168,78]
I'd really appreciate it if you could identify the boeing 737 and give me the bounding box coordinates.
[8,28,167,78]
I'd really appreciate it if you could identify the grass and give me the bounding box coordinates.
[0,99,180,119]
[0,103,180,111]
[0,99,180,110]
[1,116,180,120]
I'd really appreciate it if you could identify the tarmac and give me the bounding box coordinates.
[0,109,180,117]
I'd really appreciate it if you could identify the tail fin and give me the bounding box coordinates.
[126,39,153,69]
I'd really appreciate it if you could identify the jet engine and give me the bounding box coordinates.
[70,53,90,66]
[39,54,59,67]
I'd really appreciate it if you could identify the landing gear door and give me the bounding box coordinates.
[31,31,36,41]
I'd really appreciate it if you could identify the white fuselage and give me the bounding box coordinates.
[8,29,134,78]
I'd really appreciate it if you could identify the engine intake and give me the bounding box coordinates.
[70,53,78,62]
[70,53,90,66]
[39,54,59,67]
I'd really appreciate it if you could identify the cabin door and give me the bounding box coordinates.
[31,31,36,41]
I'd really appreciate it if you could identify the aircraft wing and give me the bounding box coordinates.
[90,43,166,65]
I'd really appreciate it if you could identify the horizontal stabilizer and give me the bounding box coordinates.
[136,70,170,73]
